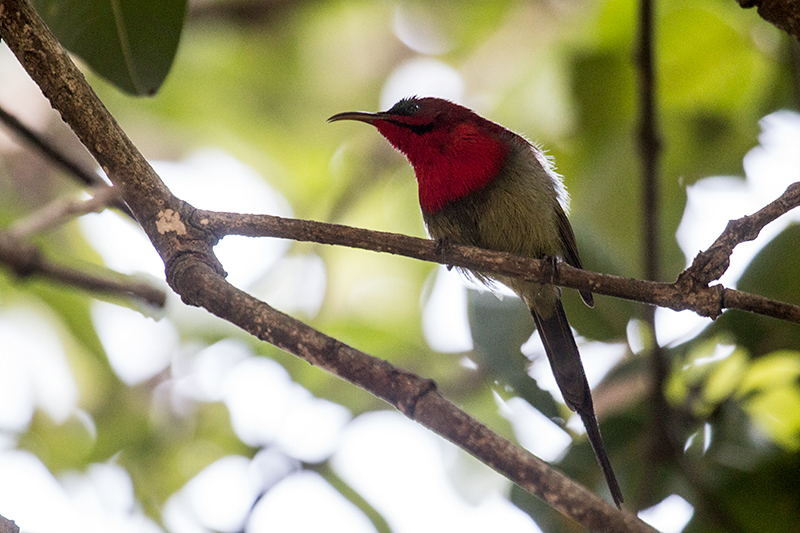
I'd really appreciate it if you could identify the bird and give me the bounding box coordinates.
[329,96,623,507]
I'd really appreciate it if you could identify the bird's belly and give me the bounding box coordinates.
[422,187,561,259]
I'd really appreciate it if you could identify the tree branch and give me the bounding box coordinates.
[636,0,662,283]
[194,209,800,323]
[8,186,120,238]
[0,104,133,218]
[0,514,19,533]
[0,230,167,307]
[681,181,800,285]
[635,0,677,509]
[0,1,656,530]
[172,258,654,532]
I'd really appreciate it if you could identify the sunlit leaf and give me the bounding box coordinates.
[703,347,747,405]
[738,350,800,394]
[743,386,800,450]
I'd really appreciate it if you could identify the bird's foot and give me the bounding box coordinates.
[544,255,558,284]
[434,236,454,271]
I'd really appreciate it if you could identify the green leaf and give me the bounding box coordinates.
[738,350,800,450]
[32,0,187,95]
[467,290,561,419]
[738,350,800,394]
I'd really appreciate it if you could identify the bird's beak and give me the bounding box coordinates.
[327,111,387,124]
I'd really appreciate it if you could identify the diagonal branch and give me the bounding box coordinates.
[0,104,134,218]
[0,1,656,530]
[171,257,654,532]
[680,181,800,286]
[8,185,120,238]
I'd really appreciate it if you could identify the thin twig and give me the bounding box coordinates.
[0,103,134,218]
[637,0,661,284]
[635,0,676,508]
[8,186,121,238]
[0,231,167,308]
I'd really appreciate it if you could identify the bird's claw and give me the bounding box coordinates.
[544,255,558,284]
[434,236,454,270]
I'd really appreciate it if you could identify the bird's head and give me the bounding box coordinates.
[329,97,512,213]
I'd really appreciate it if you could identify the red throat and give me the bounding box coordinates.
[373,119,510,213]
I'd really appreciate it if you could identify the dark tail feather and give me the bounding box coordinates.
[532,302,624,508]
[579,409,624,508]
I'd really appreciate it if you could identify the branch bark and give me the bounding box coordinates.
[681,181,800,286]
[0,104,133,217]
[1,0,798,531]
[0,230,167,307]
[8,185,120,238]
[0,514,19,533]
[194,208,800,323]
[0,1,654,530]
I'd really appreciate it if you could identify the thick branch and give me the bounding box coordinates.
[170,257,654,533]
[0,1,653,529]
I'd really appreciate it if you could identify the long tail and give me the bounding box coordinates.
[532,301,624,508]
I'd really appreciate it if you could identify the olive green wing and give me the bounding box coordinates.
[556,207,594,307]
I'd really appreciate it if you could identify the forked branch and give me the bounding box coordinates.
[1,1,798,532]
[0,1,655,530]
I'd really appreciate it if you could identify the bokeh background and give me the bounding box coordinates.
[1,1,799,532]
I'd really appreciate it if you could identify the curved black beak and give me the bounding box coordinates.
[327,111,387,124]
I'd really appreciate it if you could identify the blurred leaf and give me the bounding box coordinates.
[738,350,800,450]
[724,452,800,533]
[683,451,800,533]
[743,385,800,450]
[703,347,747,405]
[660,7,771,112]
[738,350,800,394]
[32,0,187,95]
[18,412,95,471]
[467,289,560,419]
[737,223,800,303]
